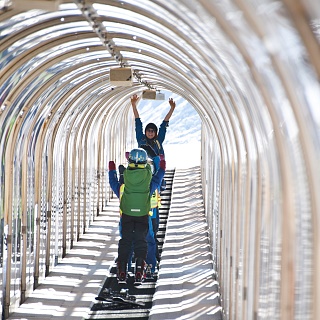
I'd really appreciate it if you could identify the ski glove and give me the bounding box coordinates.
[160,159,166,171]
[109,161,116,171]
[118,165,126,174]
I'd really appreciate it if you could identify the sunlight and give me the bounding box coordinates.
[150,167,220,319]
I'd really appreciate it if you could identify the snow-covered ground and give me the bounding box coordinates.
[163,141,201,169]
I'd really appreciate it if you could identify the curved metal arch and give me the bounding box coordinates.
[77,3,234,91]
[41,74,114,250]
[116,46,222,100]
[281,0,320,79]
[0,36,106,88]
[185,3,316,318]
[0,14,92,51]
[209,73,276,320]
[196,2,320,318]
[113,35,221,87]
[0,56,123,309]
[42,75,112,249]
[0,2,319,320]
[0,60,112,280]
[0,7,24,22]
[0,46,115,127]
[98,16,210,63]
[102,0,237,78]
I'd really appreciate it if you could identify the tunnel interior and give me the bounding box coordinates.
[0,1,320,319]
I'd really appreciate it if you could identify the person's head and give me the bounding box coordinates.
[145,123,158,139]
[128,148,148,168]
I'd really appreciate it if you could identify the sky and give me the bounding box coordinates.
[136,91,201,169]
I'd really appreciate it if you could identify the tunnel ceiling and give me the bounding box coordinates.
[1,0,319,187]
[0,2,319,172]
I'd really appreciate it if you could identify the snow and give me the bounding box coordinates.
[164,141,201,169]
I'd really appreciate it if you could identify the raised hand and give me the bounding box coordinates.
[108,161,116,171]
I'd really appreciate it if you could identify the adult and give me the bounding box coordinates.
[130,94,176,157]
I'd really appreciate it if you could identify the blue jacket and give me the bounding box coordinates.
[135,118,169,156]
[109,166,165,199]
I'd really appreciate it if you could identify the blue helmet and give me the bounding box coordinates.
[128,148,148,164]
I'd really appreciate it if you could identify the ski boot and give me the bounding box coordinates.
[145,264,152,279]
[117,260,127,284]
[134,257,145,285]
[144,264,158,282]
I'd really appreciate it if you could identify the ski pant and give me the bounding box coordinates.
[146,216,157,272]
[151,207,160,262]
[118,217,133,270]
[118,213,149,265]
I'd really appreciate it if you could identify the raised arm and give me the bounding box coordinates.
[131,94,140,118]
[108,161,120,198]
[164,98,176,121]
[150,160,166,195]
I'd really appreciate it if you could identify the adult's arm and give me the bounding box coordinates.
[164,98,176,121]
[135,117,144,143]
[157,120,168,144]
[157,98,176,143]
[131,94,140,118]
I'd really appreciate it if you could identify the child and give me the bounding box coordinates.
[108,148,165,283]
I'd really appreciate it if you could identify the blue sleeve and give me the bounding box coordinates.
[150,168,165,195]
[153,156,160,172]
[135,118,145,145]
[108,170,120,198]
[157,120,169,144]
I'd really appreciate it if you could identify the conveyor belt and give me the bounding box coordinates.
[85,169,175,320]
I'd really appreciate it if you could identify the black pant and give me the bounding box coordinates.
[118,213,149,264]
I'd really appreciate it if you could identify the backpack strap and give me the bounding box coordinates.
[155,140,161,152]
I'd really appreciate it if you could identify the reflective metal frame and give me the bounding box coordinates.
[0,1,320,319]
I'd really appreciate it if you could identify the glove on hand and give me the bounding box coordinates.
[118,165,126,175]
[109,161,116,171]
[160,159,166,171]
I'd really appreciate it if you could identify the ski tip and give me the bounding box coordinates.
[142,278,156,283]
[95,296,105,301]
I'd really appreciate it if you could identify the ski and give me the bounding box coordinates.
[113,296,145,307]
[95,288,145,308]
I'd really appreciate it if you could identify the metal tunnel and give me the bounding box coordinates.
[1,0,320,319]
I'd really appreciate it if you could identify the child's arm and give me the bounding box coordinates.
[108,161,120,198]
[150,160,166,195]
